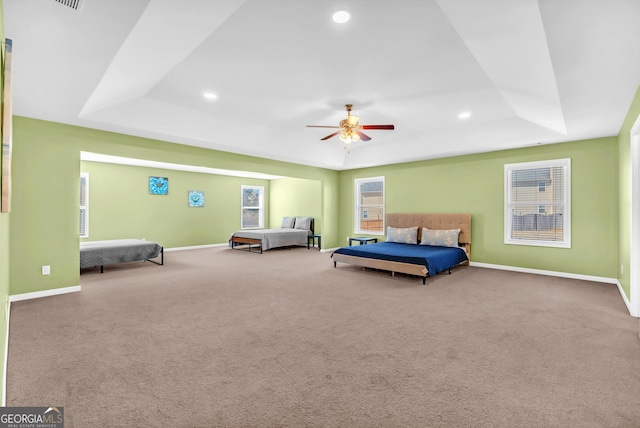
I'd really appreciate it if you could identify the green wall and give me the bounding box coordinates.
[339,137,619,278]
[80,161,270,248]
[10,125,82,295]
[617,85,640,299]
[9,117,340,296]
[270,177,322,232]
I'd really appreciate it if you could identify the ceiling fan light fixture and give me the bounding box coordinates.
[332,11,350,23]
[340,130,360,144]
[307,104,393,150]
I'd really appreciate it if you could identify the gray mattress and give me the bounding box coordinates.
[231,228,310,250]
[80,239,162,268]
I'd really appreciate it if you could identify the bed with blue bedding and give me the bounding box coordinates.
[333,242,467,277]
[332,213,471,284]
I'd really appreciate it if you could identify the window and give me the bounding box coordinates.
[79,172,89,238]
[355,176,385,235]
[241,185,264,229]
[505,159,570,248]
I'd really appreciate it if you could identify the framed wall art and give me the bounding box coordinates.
[149,176,168,195]
[188,190,204,207]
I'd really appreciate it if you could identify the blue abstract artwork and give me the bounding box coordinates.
[188,190,205,207]
[149,176,168,195]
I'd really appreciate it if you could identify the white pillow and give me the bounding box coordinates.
[280,217,295,228]
[294,216,311,230]
[420,227,461,248]
[386,226,418,244]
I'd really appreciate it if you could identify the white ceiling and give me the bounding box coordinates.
[4,0,640,170]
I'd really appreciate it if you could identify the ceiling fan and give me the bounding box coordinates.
[307,104,395,151]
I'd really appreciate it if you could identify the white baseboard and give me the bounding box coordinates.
[614,280,634,316]
[9,285,82,303]
[469,262,618,283]
[165,243,227,252]
[470,262,636,317]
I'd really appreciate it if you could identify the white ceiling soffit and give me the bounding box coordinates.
[80,0,248,116]
[436,0,566,135]
[80,152,285,180]
[5,0,640,170]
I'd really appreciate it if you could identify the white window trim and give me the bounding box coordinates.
[241,185,264,229]
[354,176,385,235]
[504,158,571,248]
[80,172,89,238]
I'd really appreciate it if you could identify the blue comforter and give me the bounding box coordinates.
[332,242,468,277]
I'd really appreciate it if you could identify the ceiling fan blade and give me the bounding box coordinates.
[356,131,371,141]
[307,125,340,128]
[320,131,342,140]
[361,124,395,130]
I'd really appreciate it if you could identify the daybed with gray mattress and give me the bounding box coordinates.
[80,239,164,273]
[229,216,314,253]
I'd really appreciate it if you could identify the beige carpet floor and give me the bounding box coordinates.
[6,246,640,427]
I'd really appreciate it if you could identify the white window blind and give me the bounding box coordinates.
[79,172,89,238]
[504,159,570,247]
[241,185,264,229]
[355,177,385,235]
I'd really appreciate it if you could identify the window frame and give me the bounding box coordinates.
[80,172,89,238]
[240,185,264,229]
[354,176,385,235]
[504,158,571,248]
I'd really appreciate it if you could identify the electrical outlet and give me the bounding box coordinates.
[42,265,50,275]
[621,264,624,275]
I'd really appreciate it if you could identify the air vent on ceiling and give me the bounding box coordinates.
[52,0,83,11]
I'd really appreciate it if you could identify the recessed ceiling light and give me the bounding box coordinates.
[458,111,471,119]
[203,92,217,100]
[332,11,350,23]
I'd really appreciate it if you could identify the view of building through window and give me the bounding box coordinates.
[241,185,264,229]
[355,177,384,234]
[505,159,570,247]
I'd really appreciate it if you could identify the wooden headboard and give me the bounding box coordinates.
[386,213,472,258]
